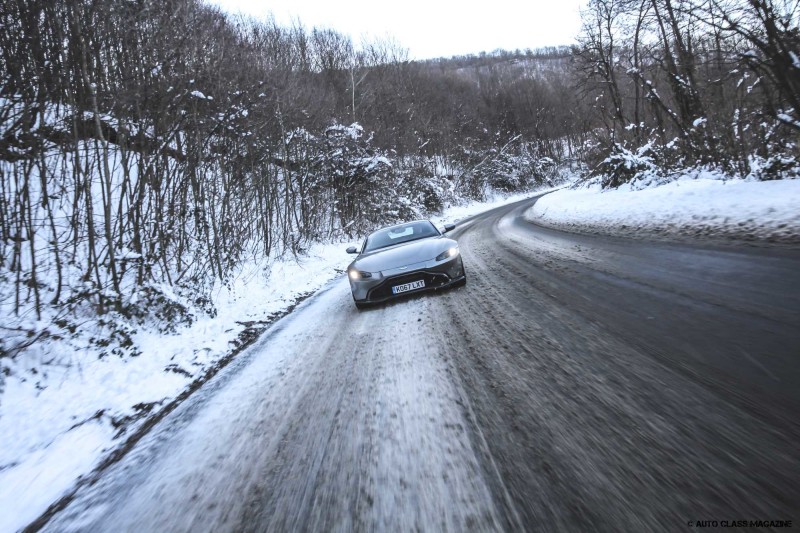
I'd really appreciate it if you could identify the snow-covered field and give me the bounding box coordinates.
[0,187,552,533]
[527,176,800,244]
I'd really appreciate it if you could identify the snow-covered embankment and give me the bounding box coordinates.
[526,177,800,243]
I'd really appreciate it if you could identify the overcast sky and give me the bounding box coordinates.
[204,0,585,60]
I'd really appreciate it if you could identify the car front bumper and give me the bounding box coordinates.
[349,255,465,304]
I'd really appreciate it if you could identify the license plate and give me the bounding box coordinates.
[392,280,425,294]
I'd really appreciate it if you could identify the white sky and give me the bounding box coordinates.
[204,0,585,60]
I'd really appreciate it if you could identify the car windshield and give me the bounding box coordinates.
[363,221,439,252]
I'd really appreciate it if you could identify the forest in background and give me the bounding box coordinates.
[1,0,797,357]
[575,0,799,186]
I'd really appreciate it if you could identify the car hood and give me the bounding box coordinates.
[352,237,456,273]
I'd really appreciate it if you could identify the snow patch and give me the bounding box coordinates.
[527,178,800,243]
[189,90,212,100]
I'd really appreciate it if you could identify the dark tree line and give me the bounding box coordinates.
[0,0,571,350]
[574,0,799,184]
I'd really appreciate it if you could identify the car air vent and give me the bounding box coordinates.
[367,272,450,300]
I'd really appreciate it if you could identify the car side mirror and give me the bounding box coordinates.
[346,246,358,254]
[443,223,456,233]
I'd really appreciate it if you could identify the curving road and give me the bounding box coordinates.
[39,195,800,532]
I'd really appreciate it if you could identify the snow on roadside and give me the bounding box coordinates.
[0,241,352,533]
[527,177,800,244]
[0,185,555,533]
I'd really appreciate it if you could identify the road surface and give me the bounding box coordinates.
[38,195,800,532]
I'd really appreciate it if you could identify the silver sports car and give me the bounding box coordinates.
[346,220,466,309]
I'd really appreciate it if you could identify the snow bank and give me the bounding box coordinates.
[526,178,800,244]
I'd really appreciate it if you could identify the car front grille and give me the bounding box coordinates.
[367,271,451,300]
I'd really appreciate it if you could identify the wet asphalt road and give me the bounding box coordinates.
[40,195,800,532]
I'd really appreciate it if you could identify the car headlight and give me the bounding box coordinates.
[348,269,373,280]
[435,247,459,261]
